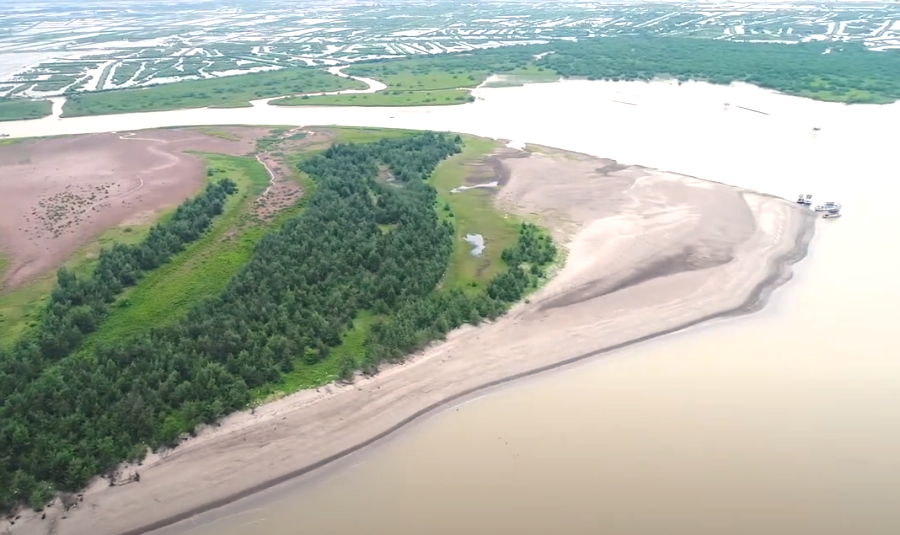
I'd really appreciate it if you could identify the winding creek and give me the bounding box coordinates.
[5,76,900,534]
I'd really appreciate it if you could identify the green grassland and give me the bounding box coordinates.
[0,212,156,347]
[0,99,52,122]
[342,54,542,91]
[0,135,292,347]
[277,55,551,107]
[429,136,520,293]
[273,88,473,107]
[189,126,241,141]
[328,126,420,143]
[346,60,490,90]
[81,154,271,348]
[61,68,367,117]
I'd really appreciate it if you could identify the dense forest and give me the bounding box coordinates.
[0,179,237,403]
[538,38,900,103]
[349,37,900,104]
[0,98,52,122]
[0,133,556,513]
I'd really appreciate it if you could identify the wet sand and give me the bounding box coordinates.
[8,145,815,535]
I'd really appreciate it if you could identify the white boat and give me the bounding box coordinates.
[796,193,812,205]
[822,211,842,219]
[813,201,840,212]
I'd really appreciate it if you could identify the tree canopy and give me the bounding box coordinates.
[0,133,556,514]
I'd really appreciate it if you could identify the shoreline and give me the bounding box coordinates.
[6,147,817,535]
[129,194,816,535]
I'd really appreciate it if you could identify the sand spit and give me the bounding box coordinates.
[8,146,815,535]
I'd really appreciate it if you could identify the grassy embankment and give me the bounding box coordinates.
[274,57,556,107]
[61,68,366,117]
[0,99,52,122]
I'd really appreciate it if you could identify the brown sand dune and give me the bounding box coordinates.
[7,145,815,535]
[0,128,264,291]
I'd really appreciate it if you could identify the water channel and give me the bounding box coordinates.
[6,79,900,534]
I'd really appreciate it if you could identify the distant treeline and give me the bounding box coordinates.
[539,38,900,104]
[0,98,52,122]
[354,37,900,104]
[0,133,556,513]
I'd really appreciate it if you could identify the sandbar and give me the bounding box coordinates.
[6,144,815,535]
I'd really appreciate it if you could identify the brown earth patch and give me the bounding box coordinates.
[464,146,529,188]
[0,128,263,291]
[253,129,333,220]
[185,126,272,148]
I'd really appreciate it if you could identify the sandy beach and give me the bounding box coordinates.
[5,143,816,535]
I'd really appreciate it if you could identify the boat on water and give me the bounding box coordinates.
[814,201,840,212]
[822,211,842,219]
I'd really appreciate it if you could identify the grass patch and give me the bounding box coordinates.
[0,99,52,122]
[345,59,494,90]
[61,68,367,117]
[328,126,419,144]
[430,136,519,293]
[479,65,560,88]
[256,310,381,398]
[95,62,114,91]
[82,155,271,347]
[0,219,153,347]
[273,88,473,107]
[190,127,241,141]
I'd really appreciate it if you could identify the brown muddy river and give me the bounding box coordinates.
[7,79,900,535]
[160,204,900,535]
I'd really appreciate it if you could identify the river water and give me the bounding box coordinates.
[6,80,900,534]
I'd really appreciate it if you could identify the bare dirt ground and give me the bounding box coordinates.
[253,128,332,220]
[0,127,265,291]
[7,144,816,535]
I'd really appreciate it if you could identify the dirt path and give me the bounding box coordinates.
[255,153,276,197]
